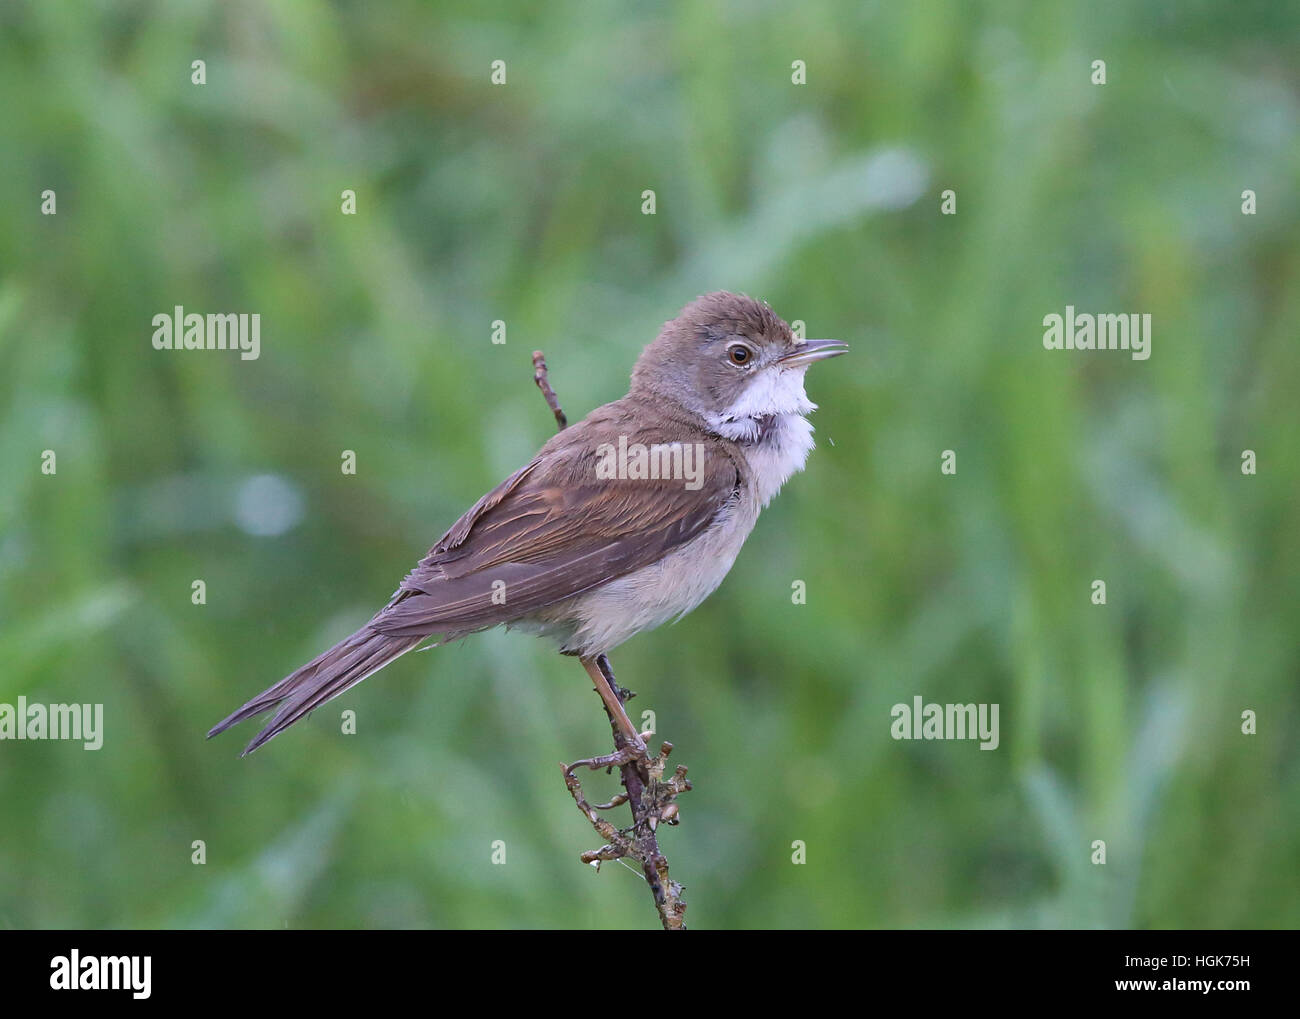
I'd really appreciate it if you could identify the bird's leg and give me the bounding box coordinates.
[580,654,647,757]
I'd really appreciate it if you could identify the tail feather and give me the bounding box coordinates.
[207,627,422,756]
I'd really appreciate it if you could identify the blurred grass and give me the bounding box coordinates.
[0,0,1297,928]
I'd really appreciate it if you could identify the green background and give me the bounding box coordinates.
[0,0,1296,929]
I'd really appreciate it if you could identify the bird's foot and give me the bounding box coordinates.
[562,738,692,872]
[563,739,691,809]
[564,735,652,777]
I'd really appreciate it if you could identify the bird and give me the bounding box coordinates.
[208,292,846,758]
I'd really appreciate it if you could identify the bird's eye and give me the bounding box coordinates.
[727,345,753,366]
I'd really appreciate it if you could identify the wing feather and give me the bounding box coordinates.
[370,415,742,638]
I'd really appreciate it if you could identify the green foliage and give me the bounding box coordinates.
[0,0,1296,929]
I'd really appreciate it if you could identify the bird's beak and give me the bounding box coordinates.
[779,339,848,367]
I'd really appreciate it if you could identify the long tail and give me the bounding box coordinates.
[207,627,423,756]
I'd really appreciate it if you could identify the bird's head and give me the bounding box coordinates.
[631,291,847,439]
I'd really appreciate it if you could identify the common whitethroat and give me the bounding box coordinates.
[209,292,846,757]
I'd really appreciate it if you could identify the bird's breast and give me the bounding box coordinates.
[521,412,816,657]
[742,412,817,507]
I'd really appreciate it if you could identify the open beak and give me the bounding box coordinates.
[779,339,848,368]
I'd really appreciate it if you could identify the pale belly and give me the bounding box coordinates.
[512,411,814,657]
[522,494,760,657]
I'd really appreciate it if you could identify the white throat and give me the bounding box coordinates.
[704,367,819,506]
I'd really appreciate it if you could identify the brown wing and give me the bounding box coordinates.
[369,421,743,639]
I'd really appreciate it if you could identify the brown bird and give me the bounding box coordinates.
[208,292,846,757]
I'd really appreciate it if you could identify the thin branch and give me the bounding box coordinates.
[531,350,690,930]
[563,671,690,930]
[532,350,567,430]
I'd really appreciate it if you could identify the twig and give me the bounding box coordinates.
[562,673,691,930]
[532,350,690,930]
[532,351,567,430]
